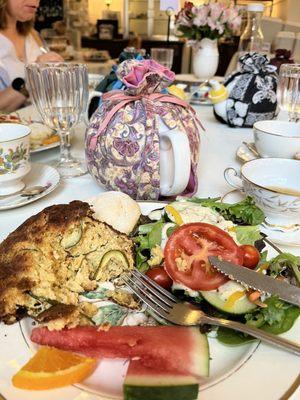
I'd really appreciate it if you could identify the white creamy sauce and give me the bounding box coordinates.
[166,201,240,244]
[161,222,176,249]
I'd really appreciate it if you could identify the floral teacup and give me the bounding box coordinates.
[224,158,300,230]
[0,123,31,195]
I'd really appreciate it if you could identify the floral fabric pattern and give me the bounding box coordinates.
[85,59,201,200]
[86,96,200,200]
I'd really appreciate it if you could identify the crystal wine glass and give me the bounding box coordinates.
[150,48,174,69]
[277,63,300,122]
[25,62,89,178]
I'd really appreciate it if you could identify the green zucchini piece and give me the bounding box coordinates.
[201,289,256,315]
[94,250,129,280]
[61,225,82,249]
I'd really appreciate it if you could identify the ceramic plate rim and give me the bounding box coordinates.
[0,163,60,211]
[30,141,60,153]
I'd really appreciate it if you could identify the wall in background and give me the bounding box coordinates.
[88,0,124,26]
[87,0,300,33]
[285,0,300,24]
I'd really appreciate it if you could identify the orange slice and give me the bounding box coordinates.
[12,346,97,390]
[42,134,60,145]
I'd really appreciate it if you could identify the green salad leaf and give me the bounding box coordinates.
[268,253,300,287]
[187,196,265,226]
[245,296,300,334]
[233,225,262,245]
[217,327,257,346]
[134,220,168,271]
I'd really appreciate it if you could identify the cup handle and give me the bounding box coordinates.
[224,167,243,190]
[84,91,102,125]
[160,129,191,197]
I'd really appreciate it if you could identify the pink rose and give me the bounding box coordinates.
[193,5,209,27]
[209,3,223,21]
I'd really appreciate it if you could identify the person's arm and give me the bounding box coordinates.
[0,68,26,113]
[0,86,26,113]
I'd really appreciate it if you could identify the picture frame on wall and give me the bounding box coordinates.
[97,19,119,40]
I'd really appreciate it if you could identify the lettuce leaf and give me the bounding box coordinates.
[245,296,300,334]
[187,196,265,226]
[268,253,300,287]
[233,225,262,245]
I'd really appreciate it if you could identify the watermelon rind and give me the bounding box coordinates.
[124,382,199,400]
[124,371,199,400]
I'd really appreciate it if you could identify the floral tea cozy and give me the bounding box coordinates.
[85,59,202,200]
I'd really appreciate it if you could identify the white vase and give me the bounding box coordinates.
[192,38,219,79]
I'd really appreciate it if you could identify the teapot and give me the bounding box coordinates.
[85,59,201,200]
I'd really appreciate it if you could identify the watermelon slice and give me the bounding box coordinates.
[124,359,199,400]
[31,326,209,378]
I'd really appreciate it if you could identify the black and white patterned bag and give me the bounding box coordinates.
[214,53,278,127]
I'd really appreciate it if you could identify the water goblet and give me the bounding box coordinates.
[277,63,300,122]
[25,62,89,178]
[150,48,174,69]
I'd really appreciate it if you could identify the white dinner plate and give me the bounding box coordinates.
[0,163,60,210]
[30,141,60,154]
[0,201,299,400]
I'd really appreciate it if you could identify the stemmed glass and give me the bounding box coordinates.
[25,63,89,178]
[151,48,174,69]
[277,64,300,122]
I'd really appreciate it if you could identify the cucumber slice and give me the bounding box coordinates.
[61,225,82,249]
[200,286,256,315]
[94,250,129,280]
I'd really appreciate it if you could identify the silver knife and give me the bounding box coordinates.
[209,256,300,307]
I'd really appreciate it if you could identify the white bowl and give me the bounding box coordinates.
[253,120,300,159]
[224,158,300,228]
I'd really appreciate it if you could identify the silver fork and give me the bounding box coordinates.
[123,270,300,356]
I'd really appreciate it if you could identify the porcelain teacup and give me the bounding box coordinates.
[224,158,300,229]
[0,123,31,195]
[253,120,300,159]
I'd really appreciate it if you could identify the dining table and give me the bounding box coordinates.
[0,103,299,400]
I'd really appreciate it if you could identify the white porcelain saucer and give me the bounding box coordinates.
[236,142,258,164]
[222,189,300,247]
[0,163,60,210]
[260,224,300,247]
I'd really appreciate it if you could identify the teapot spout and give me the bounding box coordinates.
[209,79,228,122]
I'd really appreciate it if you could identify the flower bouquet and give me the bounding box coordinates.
[175,1,241,79]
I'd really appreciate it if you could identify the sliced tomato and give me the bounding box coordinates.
[164,223,243,291]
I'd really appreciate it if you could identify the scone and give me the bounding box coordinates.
[0,201,134,328]
[87,191,141,235]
